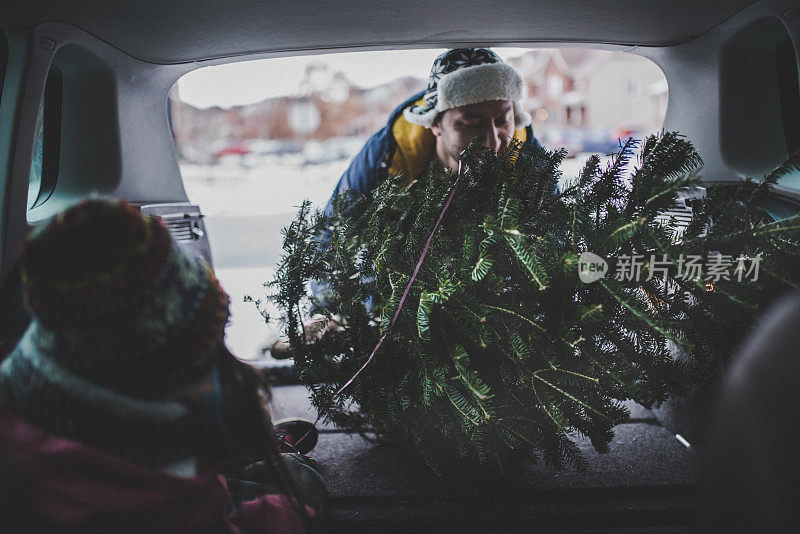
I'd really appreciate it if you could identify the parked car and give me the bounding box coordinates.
[0,1,798,531]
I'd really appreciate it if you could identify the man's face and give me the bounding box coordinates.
[430,99,516,170]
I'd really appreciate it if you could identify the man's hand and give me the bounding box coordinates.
[264,316,342,359]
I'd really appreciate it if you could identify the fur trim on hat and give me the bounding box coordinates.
[404,62,531,129]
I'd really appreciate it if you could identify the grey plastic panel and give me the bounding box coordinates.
[2,21,195,283]
[0,0,759,63]
[639,0,800,185]
[139,202,214,269]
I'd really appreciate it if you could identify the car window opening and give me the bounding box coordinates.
[776,36,800,155]
[28,67,62,211]
[170,48,668,362]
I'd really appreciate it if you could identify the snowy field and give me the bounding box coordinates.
[181,154,349,360]
[181,152,593,360]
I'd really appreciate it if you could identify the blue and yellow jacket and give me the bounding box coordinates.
[325,90,543,213]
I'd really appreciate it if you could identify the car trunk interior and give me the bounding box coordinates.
[0,1,798,530]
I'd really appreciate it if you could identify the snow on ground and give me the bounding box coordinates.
[181,154,347,218]
[182,155,349,360]
[214,266,278,360]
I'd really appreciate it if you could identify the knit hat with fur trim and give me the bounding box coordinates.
[14,199,230,399]
[404,48,532,129]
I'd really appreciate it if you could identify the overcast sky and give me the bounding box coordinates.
[177,48,530,109]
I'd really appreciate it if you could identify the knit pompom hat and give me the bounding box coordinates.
[16,199,230,398]
[404,48,532,129]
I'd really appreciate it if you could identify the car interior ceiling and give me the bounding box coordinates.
[0,0,762,63]
[0,0,798,529]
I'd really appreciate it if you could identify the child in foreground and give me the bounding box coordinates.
[0,199,326,533]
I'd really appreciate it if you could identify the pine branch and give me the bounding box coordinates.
[264,131,800,477]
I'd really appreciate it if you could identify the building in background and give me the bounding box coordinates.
[509,49,668,153]
[170,49,667,163]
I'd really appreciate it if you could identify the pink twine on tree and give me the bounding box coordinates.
[295,159,467,445]
[334,158,467,396]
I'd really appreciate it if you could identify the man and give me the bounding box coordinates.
[268,48,542,358]
[325,47,541,213]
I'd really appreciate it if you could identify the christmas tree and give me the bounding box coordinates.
[256,133,800,475]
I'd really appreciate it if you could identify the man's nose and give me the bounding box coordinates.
[481,123,503,153]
